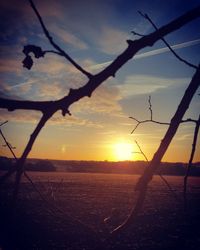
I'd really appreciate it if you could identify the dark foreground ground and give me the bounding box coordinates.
[0,172,200,250]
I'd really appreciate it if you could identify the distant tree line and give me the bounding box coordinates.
[53,159,200,176]
[0,157,56,172]
[1,157,200,176]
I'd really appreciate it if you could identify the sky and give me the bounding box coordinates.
[0,0,200,162]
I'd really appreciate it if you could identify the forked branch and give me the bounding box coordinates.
[130,95,197,134]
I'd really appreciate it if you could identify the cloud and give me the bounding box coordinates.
[91,38,200,70]
[96,26,128,55]
[50,24,88,50]
[36,82,64,99]
[72,83,123,115]
[50,113,103,129]
[0,58,22,74]
[0,109,41,124]
[117,75,189,97]
[5,57,97,100]
[30,55,70,75]
[0,108,103,129]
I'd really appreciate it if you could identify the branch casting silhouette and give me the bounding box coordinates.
[0,0,199,226]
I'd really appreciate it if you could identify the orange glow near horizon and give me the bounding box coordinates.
[112,142,134,161]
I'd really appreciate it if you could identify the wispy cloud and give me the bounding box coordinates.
[96,26,128,55]
[72,84,122,115]
[0,58,22,74]
[3,38,199,105]
[90,38,200,70]
[50,24,88,50]
[117,75,190,96]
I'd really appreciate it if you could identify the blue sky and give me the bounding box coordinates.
[0,0,200,162]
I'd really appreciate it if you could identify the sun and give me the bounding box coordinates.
[113,142,133,161]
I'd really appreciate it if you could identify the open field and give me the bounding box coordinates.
[0,172,200,249]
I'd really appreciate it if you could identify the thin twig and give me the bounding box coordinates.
[130,96,198,134]
[183,114,200,210]
[0,123,17,160]
[134,140,149,162]
[148,95,153,120]
[131,31,145,37]
[138,11,198,69]
[0,121,8,127]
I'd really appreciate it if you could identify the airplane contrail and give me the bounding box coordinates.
[89,38,200,70]
[8,38,200,89]
[7,79,38,89]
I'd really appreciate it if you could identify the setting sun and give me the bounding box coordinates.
[114,142,133,161]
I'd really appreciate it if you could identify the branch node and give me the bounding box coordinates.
[131,31,145,37]
[126,39,134,45]
[62,109,71,117]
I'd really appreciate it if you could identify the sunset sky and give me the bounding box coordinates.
[0,0,200,162]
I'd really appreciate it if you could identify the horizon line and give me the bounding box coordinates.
[1,156,199,164]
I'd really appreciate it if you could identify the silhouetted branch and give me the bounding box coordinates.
[0,121,8,127]
[1,5,200,113]
[111,65,200,235]
[130,95,198,134]
[0,121,17,160]
[136,65,200,197]
[134,140,149,162]
[13,112,52,201]
[184,114,200,210]
[148,96,153,120]
[29,0,92,78]
[131,31,145,37]
[138,11,198,69]
[1,3,200,204]
[133,140,179,202]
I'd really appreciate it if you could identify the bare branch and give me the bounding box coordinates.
[184,114,200,209]
[138,11,198,69]
[134,140,149,162]
[136,66,200,190]
[0,122,17,160]
[0,97,54,112]
[131,31,145,37]
[129,96,198,134]
[29,0,92,78]
[111,65,200,235]
[148,95,153,120]
[0,6,199,114]
[13,112,52,201]
[0,120,8,127]
[129,116,170,134]
[1,3,200,204]
[133,140,179,202]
